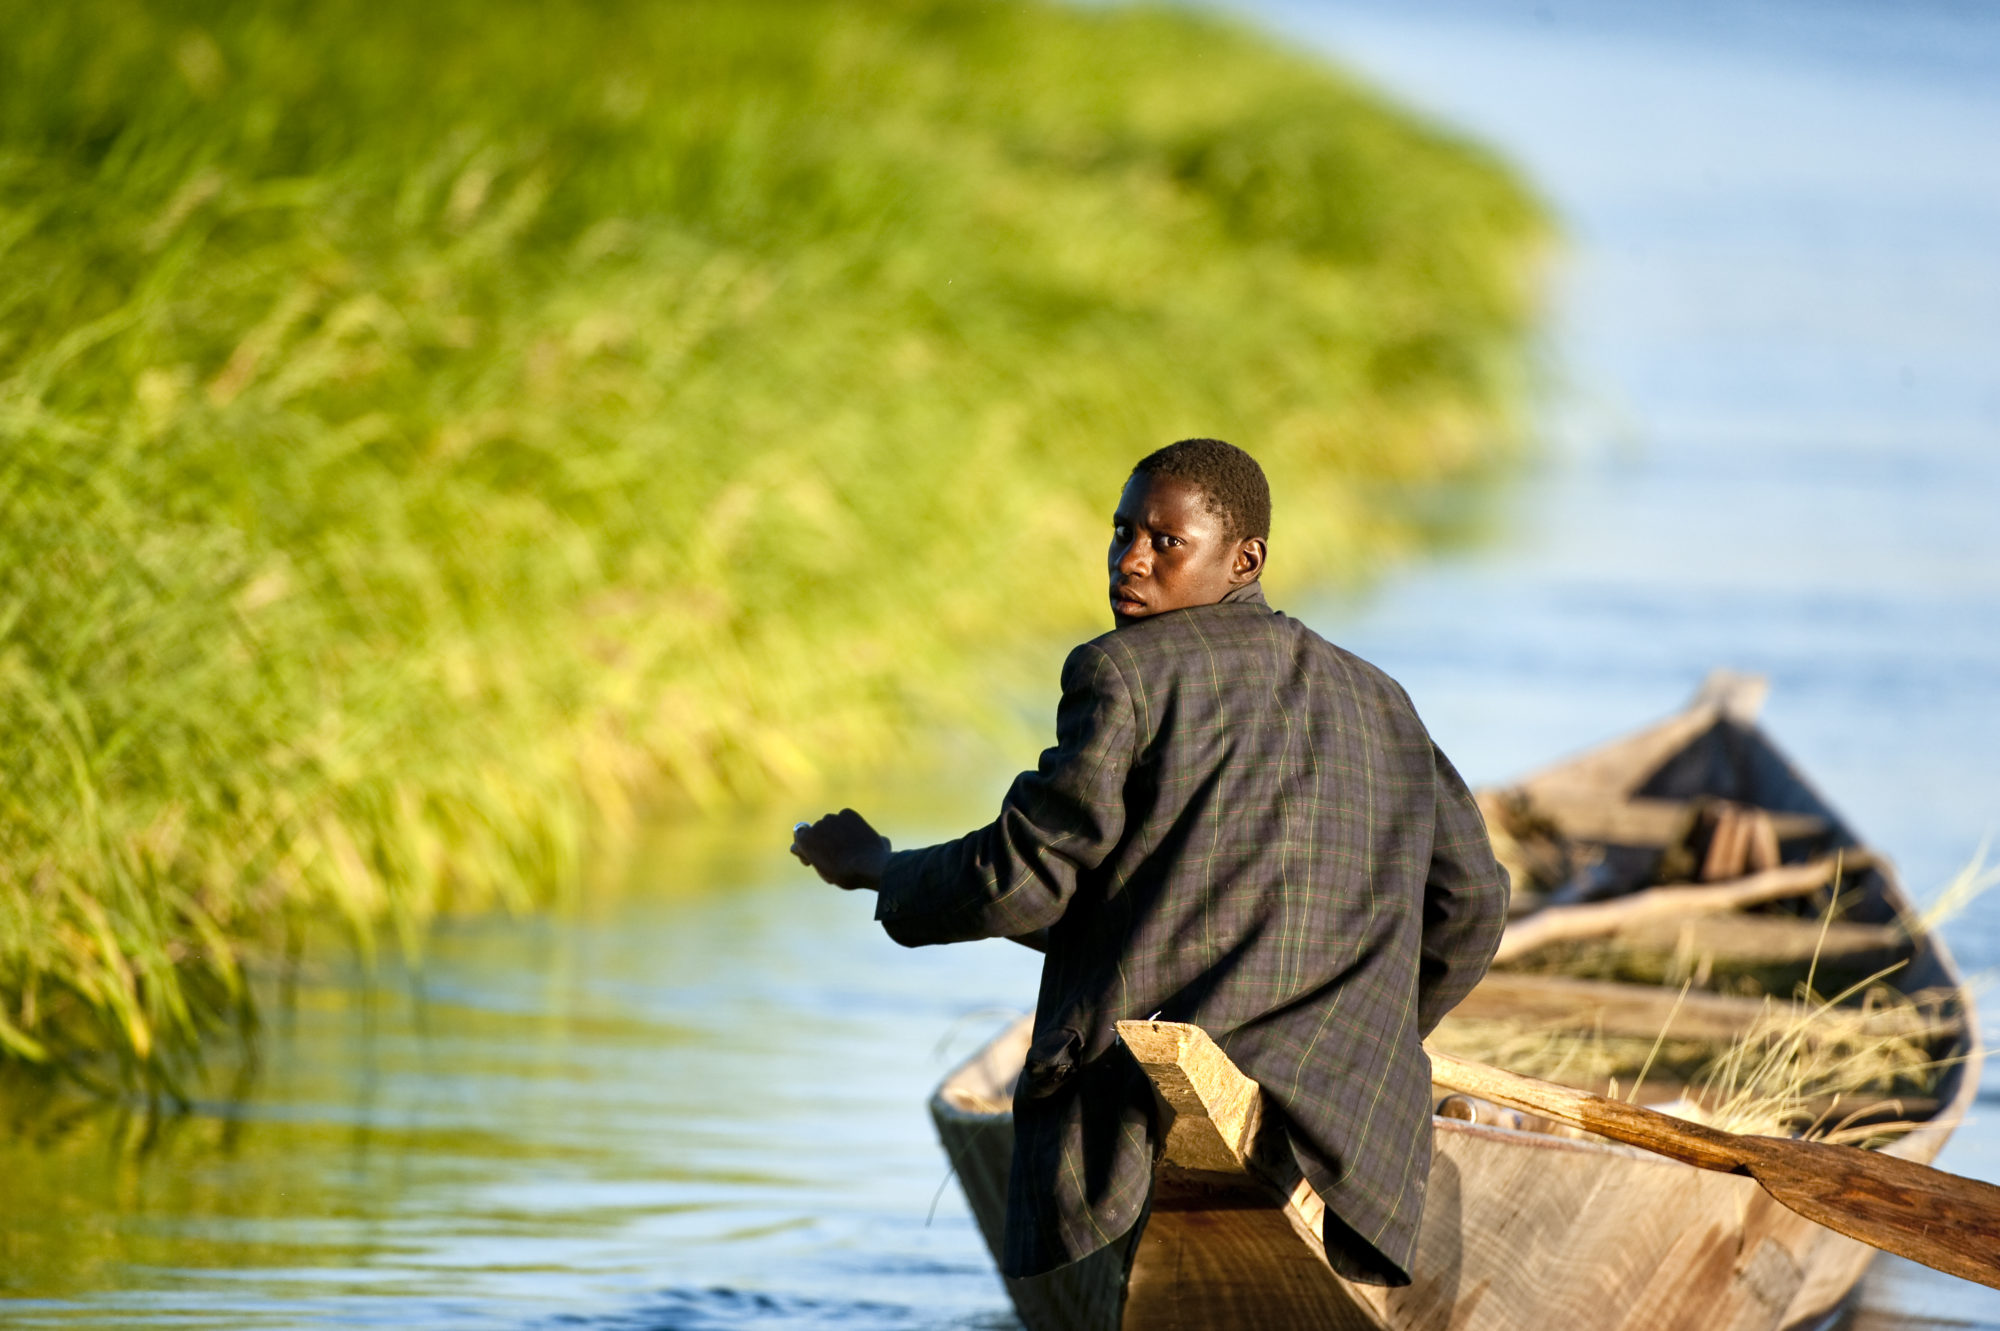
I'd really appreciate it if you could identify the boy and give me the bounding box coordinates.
[792,438,1507,1287]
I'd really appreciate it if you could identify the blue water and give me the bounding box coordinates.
[4,1,1997,1327]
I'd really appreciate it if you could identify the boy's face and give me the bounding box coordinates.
[1108,473,1266,624]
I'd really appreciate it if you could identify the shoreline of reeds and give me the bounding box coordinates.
[0,0,1549,1087]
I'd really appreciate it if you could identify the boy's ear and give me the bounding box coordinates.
[1232,537,1267,582]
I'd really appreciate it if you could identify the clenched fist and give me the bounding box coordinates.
[789,808,890,891]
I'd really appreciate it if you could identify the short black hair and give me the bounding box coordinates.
[1131,438,1270,541]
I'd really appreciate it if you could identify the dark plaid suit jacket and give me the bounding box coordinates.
[874,583,1507,1284]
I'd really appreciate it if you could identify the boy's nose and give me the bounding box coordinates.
[1116,541,1151,577]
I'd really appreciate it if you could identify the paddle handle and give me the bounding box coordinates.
[1425,1047,1747,1173]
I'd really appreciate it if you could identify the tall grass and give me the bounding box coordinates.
[0,0,1548,1084]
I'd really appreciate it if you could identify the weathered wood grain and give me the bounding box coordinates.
[1118,1019,1263,1175]
[1608,914,1906,967]
[1523,795,1824,851]
[1125,1182,1383,1331]
[1447,971,1960,1048]
[1119,1018,1388,1329]
[1426,1049,2000,1290]
[1380,1121,1820,1331]
[1490,858,1862,964]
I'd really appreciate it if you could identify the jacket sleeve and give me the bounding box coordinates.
[874,641,1138,947]
[1415,744,1509,1034]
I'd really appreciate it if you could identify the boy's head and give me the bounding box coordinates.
[1108,438,1269,624]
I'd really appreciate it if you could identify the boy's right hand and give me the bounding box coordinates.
[790,808,890,891]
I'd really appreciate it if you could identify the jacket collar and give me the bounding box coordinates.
[1218,580,1268,607]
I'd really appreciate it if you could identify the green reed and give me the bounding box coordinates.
[0,0,1548,1085]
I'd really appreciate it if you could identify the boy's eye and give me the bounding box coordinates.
[1154,534,1180,549]
[1113,524,1131,540]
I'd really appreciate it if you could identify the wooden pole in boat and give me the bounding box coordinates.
[1425,1047,2000,1291]
[1490,853,1871,965]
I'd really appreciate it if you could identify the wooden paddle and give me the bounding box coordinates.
[1426,1047,2000,1290]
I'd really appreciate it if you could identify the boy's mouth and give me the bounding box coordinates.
[1110,587,1148,616]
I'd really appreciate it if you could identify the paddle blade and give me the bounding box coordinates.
[1740,1135,2000,1291]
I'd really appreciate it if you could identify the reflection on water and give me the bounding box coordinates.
[1,843,1043,1327]
[6,0,2000,1327]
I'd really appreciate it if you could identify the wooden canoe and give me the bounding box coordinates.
[928,672,1983,1331]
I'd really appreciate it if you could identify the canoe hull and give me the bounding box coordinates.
[927,678,1981,1330]
[934,1052,1966,1331]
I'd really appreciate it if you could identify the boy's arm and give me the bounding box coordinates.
[1415,745,1510,1034]
[874,642,1137,948]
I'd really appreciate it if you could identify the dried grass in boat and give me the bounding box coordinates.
[1432,980,1959,1145]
